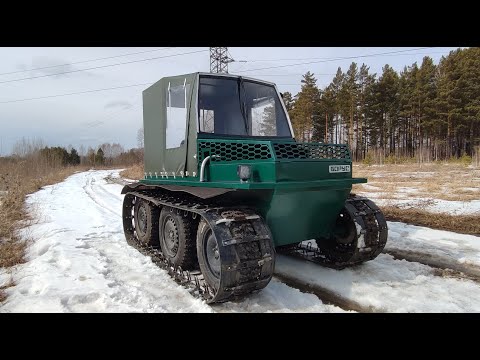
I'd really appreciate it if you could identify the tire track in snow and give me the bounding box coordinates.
[275,251,480,313]
[384,222,480,283]
[81,173,122,218]
[384,249,480,283]
[275,253,480,312]
[273,273,371,313]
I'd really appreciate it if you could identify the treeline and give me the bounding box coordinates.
[7,138,143,167]
[286,47,480,162]
[79,143,143,167]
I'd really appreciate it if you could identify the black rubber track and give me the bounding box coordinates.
[122,189,275,303]
[278,196,388,269]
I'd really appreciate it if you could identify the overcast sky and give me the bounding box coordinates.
[0,47,459,155]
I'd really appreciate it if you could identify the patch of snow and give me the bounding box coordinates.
[461,187,480,192]
[395,187,419,194]
[386,221,480,270]
[215,278,346,313]
[355,223,365,249]
[275,254,480,312]
[358,184,382,191]
[0,170,339,313]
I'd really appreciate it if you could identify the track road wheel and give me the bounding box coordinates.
[134,198,160,247]
[196,219,221,293]
[159,207,197,270]
[315,207,358,266]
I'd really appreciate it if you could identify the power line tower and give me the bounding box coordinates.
[210,47,234,73]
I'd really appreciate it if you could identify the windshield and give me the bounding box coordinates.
[198,76,292,137]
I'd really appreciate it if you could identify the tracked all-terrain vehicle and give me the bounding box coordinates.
[122,72,388,303]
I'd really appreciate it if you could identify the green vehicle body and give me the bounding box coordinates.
[139,72,366,247]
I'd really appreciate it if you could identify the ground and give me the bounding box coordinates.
[352,163,480,215]
[1,169,479,313]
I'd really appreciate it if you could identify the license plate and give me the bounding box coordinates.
[329,165,351,173]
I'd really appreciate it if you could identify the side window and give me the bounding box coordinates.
[166,80,190,149]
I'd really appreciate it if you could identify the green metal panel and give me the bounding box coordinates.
[262,187,351,246]
[141,177,365,190]
[142,138,365,189]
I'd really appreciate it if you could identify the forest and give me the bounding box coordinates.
[283,47,480,163]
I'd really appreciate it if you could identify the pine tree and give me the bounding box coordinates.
[327,68,345,144]
[285,47,479,162]
[281,91,294,112]
[357,64,376,158]
[69,148,80,165]
[376,65,399,157]
[290,72,322,142]
[344,63,359,152]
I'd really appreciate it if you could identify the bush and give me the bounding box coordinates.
[460,154,472,166]
[384,155,397,164]
[448,154,473,166]
[362,152,374,166]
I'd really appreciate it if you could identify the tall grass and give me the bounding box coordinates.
[0,139,88,302]
[119,163,144,181]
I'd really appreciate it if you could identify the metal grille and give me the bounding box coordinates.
[273,142,351,160]
[198,141,272,162]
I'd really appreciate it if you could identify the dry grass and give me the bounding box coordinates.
[352,162,480,234]
[0,277,15,303]
[0,240,28,268]
[0,164,87,245]
[353,163,480,202]
[120,163,143,180]
[0,158,88,303]
[382,206,480,236]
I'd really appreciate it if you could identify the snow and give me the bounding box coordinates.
[215,278,346,313]
[0,170,335,313]
[1,171,211,313]
[2,169,480,313]
[275,254,480,312]
[386,221,480,276]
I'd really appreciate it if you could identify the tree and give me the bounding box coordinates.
[283,47,479,162]
[281,91,294,113]
[87,147,96,166]
[343,63,359,150]
[290,72,322,142]
[328,68,346,144]
[69,148,80,165]
[39,146,69,167]
[375,65,399,156]
[100,143,125,165]
[95,148,105,166]
[357,64,376,159]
